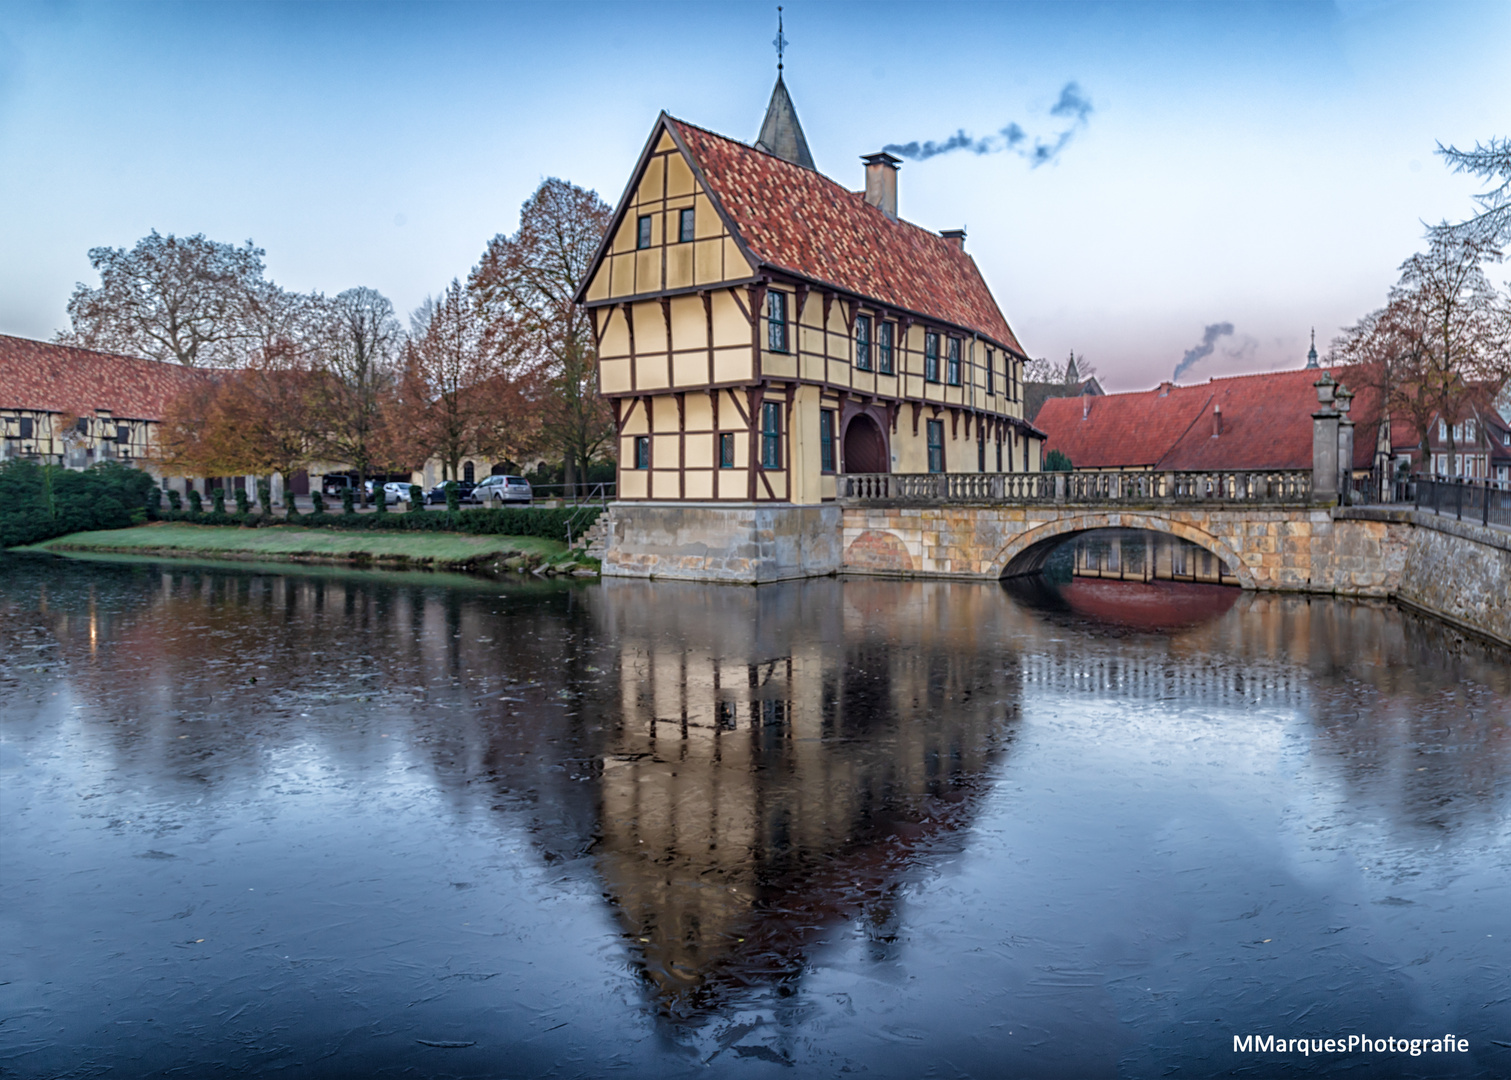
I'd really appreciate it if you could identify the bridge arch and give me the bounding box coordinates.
[989,512,1256,589]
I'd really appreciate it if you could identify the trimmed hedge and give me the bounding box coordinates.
[0,460,155,548]
[151,504,603,544]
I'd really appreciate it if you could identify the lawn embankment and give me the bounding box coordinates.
[25,523,585,574]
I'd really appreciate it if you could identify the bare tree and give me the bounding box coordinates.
[469,178,614,495]
[310,288,401,503]
[399,281,536,484]
[1433,137,1511,247]
[1334,233,1510,468]
[60,231,268,367]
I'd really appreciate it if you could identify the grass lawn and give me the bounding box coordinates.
[25,523,568,566]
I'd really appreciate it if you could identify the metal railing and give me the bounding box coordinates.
[1414,475,1511,530]
[838,469,1314,506]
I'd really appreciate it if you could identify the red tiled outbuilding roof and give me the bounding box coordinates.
[0,334,204,421]
[668,118,1026,356]
[1038,365,1392,471]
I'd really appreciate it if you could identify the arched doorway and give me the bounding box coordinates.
[843,414,888,473]
[463,461,475,483]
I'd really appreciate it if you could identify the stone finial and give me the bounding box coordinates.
[1334,385,1353,415]
[1314,372,1336,407]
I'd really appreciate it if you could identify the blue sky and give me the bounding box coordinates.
[2,0,1508,390]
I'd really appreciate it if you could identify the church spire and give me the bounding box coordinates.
[754,8,816,170]
[1306,327,1319,369]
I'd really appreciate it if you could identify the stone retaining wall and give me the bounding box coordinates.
[1392,511,1511,647]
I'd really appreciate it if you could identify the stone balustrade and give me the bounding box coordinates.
[838,469,1314,506]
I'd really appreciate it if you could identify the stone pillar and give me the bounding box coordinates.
[1312,373,1339,504]
[1335,385,1355,503]
[271,472,285,507]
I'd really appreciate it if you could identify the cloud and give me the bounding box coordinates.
[882,82,1091,168]
[1172,322,1235,382]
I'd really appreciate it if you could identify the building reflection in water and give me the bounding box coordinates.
[587,580,1022,1014]
[3,554,1508,1057]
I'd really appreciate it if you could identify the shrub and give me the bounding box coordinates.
[166,488,182,511]
[256,478,272,515]
[445,480,460,513]
[148,487,163,514]
[286,495,300,521]
[1044,449,1073,472]
[408,484,424,513]
[212,488,226,514]
[311,491,326,515]
[235,488,251,515]
[0,460,156,548]
[341,487,355,515]
[374,486,387,514]
[188,490,203,514]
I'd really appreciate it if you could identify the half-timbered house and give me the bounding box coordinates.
[579,81,1044,503]
[577,80,1045,579]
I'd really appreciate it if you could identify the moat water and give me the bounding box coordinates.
[2,553,1508,1079]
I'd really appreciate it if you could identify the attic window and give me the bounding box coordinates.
[637,215,652,249]
[679,208,695,243]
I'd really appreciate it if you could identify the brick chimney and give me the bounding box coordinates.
[862,152,900,220]
[940,228,966,251]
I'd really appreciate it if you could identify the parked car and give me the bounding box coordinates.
[424,481,477,505]
[321,474,357,496]
[473,474,533,506]
[381,481,414,503]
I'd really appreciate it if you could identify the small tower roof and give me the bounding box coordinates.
[1306,327,1319,369]
[754,75,815,170]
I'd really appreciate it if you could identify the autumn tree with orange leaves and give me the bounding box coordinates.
[470,179,614,495]
[158,344,323,493]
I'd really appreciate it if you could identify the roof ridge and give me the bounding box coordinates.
[0,333,178,369]
[666,116,977,254]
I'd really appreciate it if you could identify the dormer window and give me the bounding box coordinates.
[636,215,652,249]
[679,208,695,243]
[855,314,872,371]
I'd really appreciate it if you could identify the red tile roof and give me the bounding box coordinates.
[1038,365,1392,471]
[668,118,1026,356]
[0,335,205,421]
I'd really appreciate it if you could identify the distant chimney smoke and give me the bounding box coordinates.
[1212,402,1223,437]
[940,228,966,251]
[862,152,900,220]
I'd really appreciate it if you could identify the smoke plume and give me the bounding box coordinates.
[1172,322,1234,382]
[883,82,1091,167]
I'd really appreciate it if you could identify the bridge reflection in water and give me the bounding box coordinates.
[1063,527,1240,586]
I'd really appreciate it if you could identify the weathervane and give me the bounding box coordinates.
[773,6,787,73]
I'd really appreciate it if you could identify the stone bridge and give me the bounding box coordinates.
[838,470,1404,595]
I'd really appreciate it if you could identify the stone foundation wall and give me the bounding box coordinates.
[602,503,841,584]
